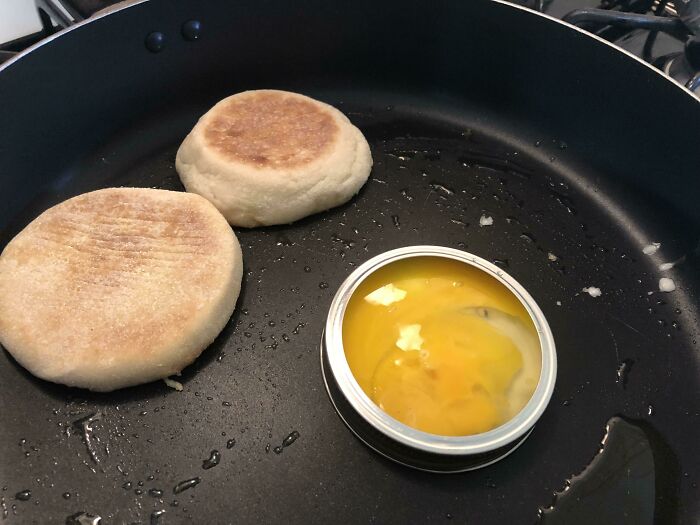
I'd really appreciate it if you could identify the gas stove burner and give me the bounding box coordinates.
[562,0,700,94]
[655,0,679,17]
[657,36,700,89]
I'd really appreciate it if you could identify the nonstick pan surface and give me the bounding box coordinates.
[0,1,698,523]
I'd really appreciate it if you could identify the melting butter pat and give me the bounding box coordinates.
[396,324,423,351]
[364,283,407,306]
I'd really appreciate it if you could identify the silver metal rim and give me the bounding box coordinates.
[320,341,536,472]
[0,0,149,73]
[324,245,557,457]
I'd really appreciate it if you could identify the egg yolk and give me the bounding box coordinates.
[343,256,541,437]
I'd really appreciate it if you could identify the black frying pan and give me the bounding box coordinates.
[0,0,698,523]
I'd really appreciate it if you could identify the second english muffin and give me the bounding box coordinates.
[176,89,373,227]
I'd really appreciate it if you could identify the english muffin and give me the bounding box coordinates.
[176,89,373,227]
[0,188,243,391]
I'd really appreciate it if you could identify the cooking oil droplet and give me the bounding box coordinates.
[282,430,300,447]
[520,232,536,244]
[202,450,221,469]
[391,215,400,228]
[62,492,71,500]
[304,266,312,273]
[319,282,329,289]
[73,412,102,463]
[66,512,102,525]
[150,509,166,524]
[647,404,655,416]
[265,443,271,453]
[399,188,415,202]
[550,191,577,214]
[616,359,634,388]
[429,182,453,196]
[15,490,31,501]
[331,234,355,249]
[226,438,236,449]
[122,482,132,490]
[148,488,163,498]
[173,477,200,494]
[272,430,300,455]
[493,258,510,269]
[275,235,293,247]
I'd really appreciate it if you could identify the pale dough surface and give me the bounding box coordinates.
[0,188,243,391]
[176,89,373,227]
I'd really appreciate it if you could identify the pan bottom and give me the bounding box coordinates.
[0,90,697,524]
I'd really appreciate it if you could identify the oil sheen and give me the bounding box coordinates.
[343,256,541,436]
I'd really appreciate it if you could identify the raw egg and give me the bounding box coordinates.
[342,256,541,437]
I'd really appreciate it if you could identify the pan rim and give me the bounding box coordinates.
[0,0,149,73]
[0,0,697,103]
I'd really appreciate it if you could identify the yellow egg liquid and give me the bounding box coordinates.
[343,256,541,436]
